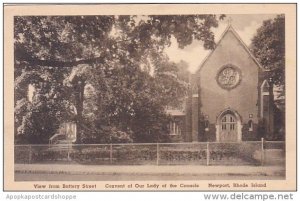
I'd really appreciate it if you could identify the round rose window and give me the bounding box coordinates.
[216,65,241,90]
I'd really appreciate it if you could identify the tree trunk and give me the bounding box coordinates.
[74,80,85,144]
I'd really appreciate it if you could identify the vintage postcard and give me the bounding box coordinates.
[3,4,296,191]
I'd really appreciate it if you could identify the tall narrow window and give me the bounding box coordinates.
[261,80,270,118]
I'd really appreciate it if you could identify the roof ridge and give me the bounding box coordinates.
[195,24,266,74]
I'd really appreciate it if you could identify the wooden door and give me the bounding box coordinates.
[220,113,238,142]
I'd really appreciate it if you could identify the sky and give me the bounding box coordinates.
[165,14,278,73]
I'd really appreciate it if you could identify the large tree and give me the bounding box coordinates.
[14,15,224,143]
[251,15,285,140]
[251,15,285,100]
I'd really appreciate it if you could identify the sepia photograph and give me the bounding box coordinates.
[3,4,296,191]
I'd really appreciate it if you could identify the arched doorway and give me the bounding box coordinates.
[216,109,242,142]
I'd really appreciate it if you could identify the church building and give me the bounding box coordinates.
[166,24,275,142]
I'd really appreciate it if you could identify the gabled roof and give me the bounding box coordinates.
[196,24,267,74]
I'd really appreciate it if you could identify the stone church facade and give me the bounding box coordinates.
[166,25,276,142]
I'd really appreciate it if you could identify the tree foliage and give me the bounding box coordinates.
[14,15,223,144]
[251,15,285,93]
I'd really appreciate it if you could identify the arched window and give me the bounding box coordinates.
[261,80,270,118]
